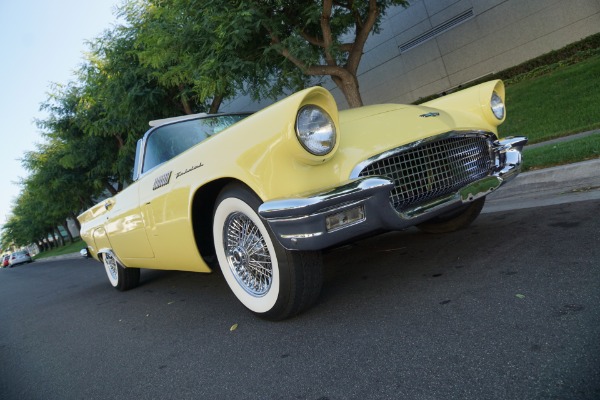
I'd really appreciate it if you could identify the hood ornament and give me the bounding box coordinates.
[419,112,440,118]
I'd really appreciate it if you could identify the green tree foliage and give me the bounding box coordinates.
[123,0,406,108]
[120,0,232,114]
[200,0,408,107]
[121,0,311,113]
[77,25,184,188]
[38,83,123,196]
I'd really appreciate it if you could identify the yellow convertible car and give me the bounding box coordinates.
[78,80,527,320]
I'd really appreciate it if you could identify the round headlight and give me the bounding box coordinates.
[295,105,336,156]
[491,91,505,120]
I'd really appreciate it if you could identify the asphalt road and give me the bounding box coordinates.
[1,200,599,399]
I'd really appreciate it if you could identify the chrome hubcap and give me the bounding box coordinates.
[224,212,272,297]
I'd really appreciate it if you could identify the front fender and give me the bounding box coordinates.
[421,80,506,127]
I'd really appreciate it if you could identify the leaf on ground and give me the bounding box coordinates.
[230,323,238,332]
[516,294,526,299]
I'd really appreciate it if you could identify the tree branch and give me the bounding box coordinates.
[270,33,310,72]
[320,0,337,67]
[339,43,354,52]
[115,134,124,149]
[299,30,324,48]
[346,0,379,73]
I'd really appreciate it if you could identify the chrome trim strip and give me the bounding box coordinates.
[280,232,324,239]
[258,177,394,219]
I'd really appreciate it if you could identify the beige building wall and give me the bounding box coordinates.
[224,0,600,111]
[350,0,600,107]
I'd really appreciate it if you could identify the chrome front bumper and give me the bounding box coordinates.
[259,136,527,251]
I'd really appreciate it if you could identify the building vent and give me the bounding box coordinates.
[399,9,474,53]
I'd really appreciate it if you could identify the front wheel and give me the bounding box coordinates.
[213,184,323,320]
[416,197,486,234]
[102,251,140,291]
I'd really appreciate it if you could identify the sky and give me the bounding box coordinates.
[0,0,121,229]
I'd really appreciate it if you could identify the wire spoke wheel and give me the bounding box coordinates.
[103,252,119,286]
[213,184,323,320]
[101,250,140,291]
[224,212,273,297]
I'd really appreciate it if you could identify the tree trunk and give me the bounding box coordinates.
[104,181,118,196]
[70,212,82,232]
[179,84,193,114]
[62,221,74,243]
[332,73,363,108]
[54,227,65,247]
[209,95,223,114]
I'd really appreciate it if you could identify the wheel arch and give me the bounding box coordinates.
[191,178,256,263]
[96,248,121,265]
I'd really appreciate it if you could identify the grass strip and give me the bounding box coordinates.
[522,134,600,172]
[499,54,600,144]
[33,238,86,260]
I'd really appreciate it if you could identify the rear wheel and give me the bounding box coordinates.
[102,251,140,291]
[416,198,485,234]
[213,184,323,320]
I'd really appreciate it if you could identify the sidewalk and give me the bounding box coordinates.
[35,252,85,263]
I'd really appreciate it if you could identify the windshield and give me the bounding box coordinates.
[142,114,250,173]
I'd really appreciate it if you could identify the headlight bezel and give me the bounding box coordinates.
[295,105,337,157]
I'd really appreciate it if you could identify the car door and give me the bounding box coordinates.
[103,182,155,260]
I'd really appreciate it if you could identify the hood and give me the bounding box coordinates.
[338,104,480,154]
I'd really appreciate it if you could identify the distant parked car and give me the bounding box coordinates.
[9,250,32,267]
[1,254,10,268]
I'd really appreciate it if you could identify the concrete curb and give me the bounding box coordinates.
[492,158,600,197]
[512,158,600,185]
[35,252,85,263]
[484,158,600,213]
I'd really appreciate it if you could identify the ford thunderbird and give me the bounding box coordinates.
[78,80,527,320]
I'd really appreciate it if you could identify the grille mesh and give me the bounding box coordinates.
[358,136,494,211]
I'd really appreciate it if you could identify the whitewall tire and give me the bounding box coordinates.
[213,184,322,320]
[102,251,140,291]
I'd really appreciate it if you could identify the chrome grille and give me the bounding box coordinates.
[358,135,494,211]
